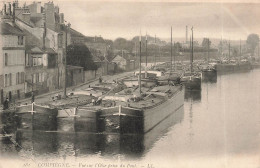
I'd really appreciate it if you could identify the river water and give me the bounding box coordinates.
[1,69,260,168]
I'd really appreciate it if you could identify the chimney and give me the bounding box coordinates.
[4,4,6,15]
[59,13,64,24]
[12,2,15,22]
[42,10,46,50]
[14,0,19,8]
[9,3,12,15]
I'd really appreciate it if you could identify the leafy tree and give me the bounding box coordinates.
[232,47,239,57]
[174,42,182,52]
[113,38,134,51]
[202,38,211,50]
[246,34,259,55]
[67,44,97,70]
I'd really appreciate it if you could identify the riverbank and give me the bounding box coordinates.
[0,70,135,111]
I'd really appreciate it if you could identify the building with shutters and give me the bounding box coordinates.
[0,18,26,103]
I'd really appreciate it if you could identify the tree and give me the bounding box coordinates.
[67,44,97,70]
[232,47,239,57]
[174,42,182,52]
[113,38,134,51]
[202,38,211,50]
[246,34,259,55]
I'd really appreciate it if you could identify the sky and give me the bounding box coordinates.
[2,0,260,41]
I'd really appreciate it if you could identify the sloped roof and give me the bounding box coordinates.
[69,28,85,38]
[111,55,126,62]
[26,45,43,54]
[0,22,24,36]
[31,46,43,53]
[45,48,56,54]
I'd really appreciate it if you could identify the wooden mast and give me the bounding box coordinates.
[240,39,241,62]
[171,26,173,72]
[145,32,148,78]
[139,31,142,94]
[191,26,194,73]
[229,39,230,60]
[190,36,192,74]
[155,34,156,67]
[207,38,209,64]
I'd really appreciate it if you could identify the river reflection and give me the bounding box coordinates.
[184,90,201,102]
[202,72,217,83]
[0,105,184,160]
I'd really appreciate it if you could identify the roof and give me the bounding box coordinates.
[111,55,127,62]
[85,36,105,43]
[44,48,56,54]
[30,46,43,54]
[69,28,85,38]
[67,65,84,70]
[26,46,43,54]
[111,53,135,62]
[0,22,25,36]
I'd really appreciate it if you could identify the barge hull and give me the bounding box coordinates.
[100,87,184,134]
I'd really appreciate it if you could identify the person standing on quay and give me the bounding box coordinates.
[3,98,9,110]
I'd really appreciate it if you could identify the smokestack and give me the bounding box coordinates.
[186,25,188,43]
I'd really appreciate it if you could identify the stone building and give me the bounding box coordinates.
[12,1,72,92]
[0,19,26,103]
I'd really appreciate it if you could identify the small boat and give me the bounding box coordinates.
[217,59,251,72]
[16,103,58,130]
[200,63,217,82]
[181,27,201,90]
[180,72,202,90]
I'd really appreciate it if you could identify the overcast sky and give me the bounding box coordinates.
[3,0,260,41]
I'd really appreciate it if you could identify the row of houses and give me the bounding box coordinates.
[0,3,65,103]
[0,1,138,104]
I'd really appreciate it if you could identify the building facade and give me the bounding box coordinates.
[0,20,26,103]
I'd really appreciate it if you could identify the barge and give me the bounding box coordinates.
[99,85,184,134]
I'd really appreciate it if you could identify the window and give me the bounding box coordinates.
[33,57,43,66]
[4,74,8,87]
[26,54,29,66]
[38,57,42,65]
[39,73,42,82]
[33,74,36,83]
[36,73,39,83]
[58,34,63,48]
[5,53,8,66]
[21,72,24,83]
[42,73,44,82]
[33,57,37,66]
[18,36,24,45]
[9,74,12,86]
[16,72,19,85]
